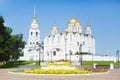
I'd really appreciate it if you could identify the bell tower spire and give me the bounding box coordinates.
[32,4,37,24]
[34,4,36,19]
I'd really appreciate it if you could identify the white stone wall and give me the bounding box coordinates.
[41,54,117,62]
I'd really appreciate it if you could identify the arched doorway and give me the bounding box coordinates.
[53,51,56,56]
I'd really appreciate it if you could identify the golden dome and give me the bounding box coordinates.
[63,28,68,33]
[86,25,91,29]
[75,22,81,26]
[32,18,37,24]
[52,25,58,30]
[68,18,79,24]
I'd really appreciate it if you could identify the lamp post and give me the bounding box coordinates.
[77,42,85,66]
[65,37,67,60]
[69,50,72,62]
[38,44,41,66]
[80,44,82,66]
[116,50,119,69]
[41,42,44,62]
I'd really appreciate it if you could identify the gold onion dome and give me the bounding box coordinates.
[86,25,91,29]
[68,18,80,24]
[52,25,58,30]
[32,18,37,24]
[75,22,81,26]
[64,28,68,33]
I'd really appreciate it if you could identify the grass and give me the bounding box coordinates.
[82,61,113,66]
[0,60,120,68]
[0,60,40,68]
[82,61,120,66]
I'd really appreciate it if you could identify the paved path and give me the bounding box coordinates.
[0,69,120,80]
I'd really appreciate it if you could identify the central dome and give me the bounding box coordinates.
[52,25,58,30]
[68,18,80,25]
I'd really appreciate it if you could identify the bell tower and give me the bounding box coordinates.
[28,5,41,47]
[23,5,41,60]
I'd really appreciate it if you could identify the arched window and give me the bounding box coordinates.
[31,32,33,36]
[53,51,56,56]
[36,42,39,45]
[36,32,38,37]
[30,42,32,45]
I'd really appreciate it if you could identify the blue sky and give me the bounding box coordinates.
[0,0,120,56]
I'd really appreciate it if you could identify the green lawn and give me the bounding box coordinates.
[0,60,40,68]
[0,60,119,68]
[82,61,120,66]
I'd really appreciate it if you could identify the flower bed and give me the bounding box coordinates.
[84,68,108,72]
[46,60,72,66]
[23,59,108,74]
[24,68,92,74]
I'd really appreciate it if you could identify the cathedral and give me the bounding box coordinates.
[44,18,95,60]
[22,6,95,61]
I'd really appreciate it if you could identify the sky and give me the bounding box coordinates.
[0,0,120,56]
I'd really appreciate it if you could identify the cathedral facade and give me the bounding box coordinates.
[44,18,95,60]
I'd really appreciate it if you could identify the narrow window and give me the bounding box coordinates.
[36,32,38,37]
[30,42,32,45]
[31,32,33,36]
[53,51,56,56]
[36,42,39,45]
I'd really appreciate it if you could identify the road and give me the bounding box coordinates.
[0,69,120,80]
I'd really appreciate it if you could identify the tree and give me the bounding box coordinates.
[10,34,25,61]
[0,16,11,62]
[0,16,25,62]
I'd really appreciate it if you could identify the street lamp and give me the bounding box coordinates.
[80,44,82,66]
[41,42,44,62]
[38,44,41,66]
[116,50,119,69]
[78,42,85,66]
[65,37,67,60]
[69,50,72,62]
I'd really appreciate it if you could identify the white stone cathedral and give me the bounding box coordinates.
[44,18,95,60]
[22,6,96,61]
[23,6,41,60]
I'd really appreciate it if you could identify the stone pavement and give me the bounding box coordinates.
[0,69,120,80]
